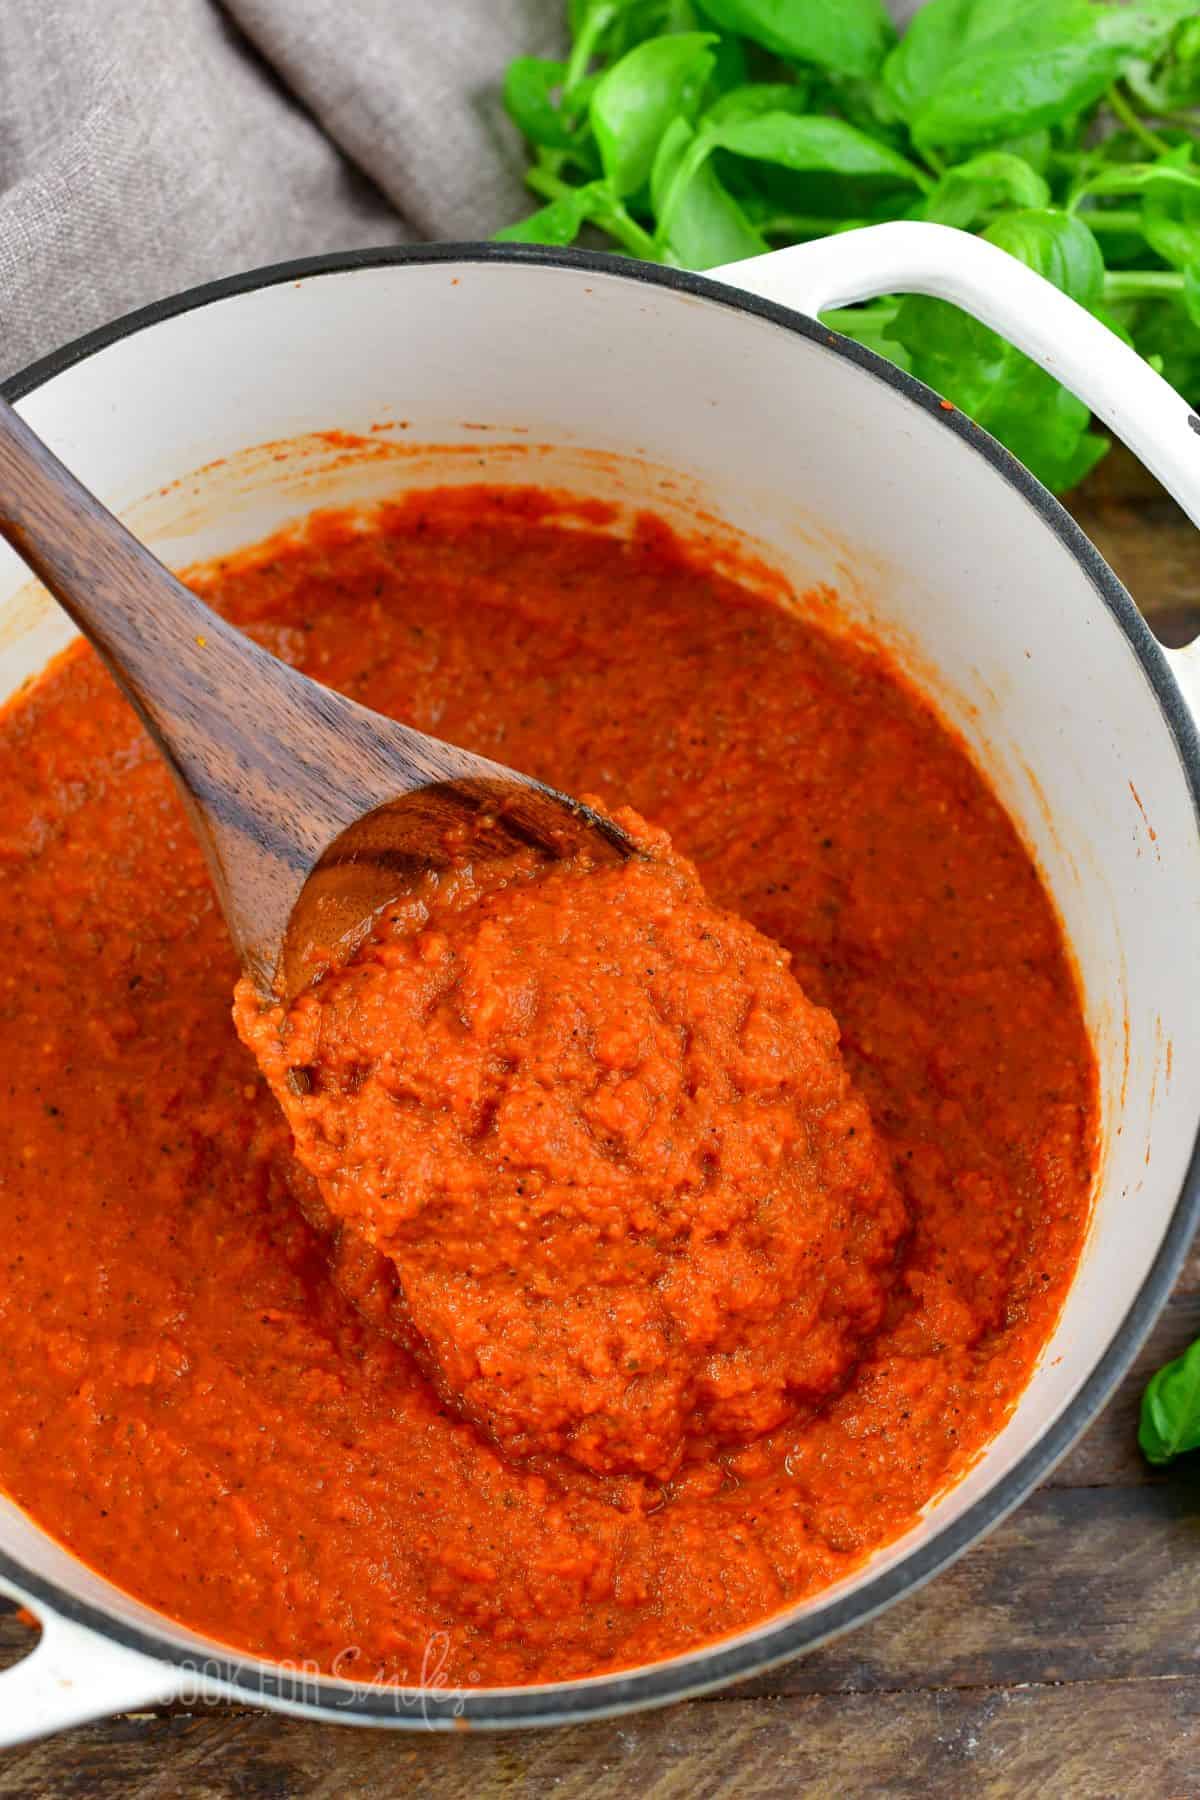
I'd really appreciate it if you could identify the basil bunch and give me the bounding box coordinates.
[498,0,1200,493]
[1141,1336,1200,1465]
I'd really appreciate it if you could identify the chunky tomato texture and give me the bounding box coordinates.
[236,808,907,1482]
[0,490,1095,1684]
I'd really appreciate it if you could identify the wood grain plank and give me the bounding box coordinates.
[1069,491,1200,646]
[1069,445,1200,646]
[1174,1237,1200,1298]
[3,1678,1200,1800]
[0,1606,37,1674]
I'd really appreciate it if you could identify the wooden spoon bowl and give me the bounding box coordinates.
[0,397,632,996]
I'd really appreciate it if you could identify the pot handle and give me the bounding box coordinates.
[0,1573,180,1746]
[711,222,1200,533]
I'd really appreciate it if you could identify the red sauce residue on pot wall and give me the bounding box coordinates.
[0,487,1096,1686]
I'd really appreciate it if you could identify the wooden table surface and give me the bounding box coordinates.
[2,451,1198,1800]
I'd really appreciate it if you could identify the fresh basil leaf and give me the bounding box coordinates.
[658,108,928,250]
[989,128,1054,176]
[494,182,609,246]
[1175,14,1200,58]
[612,2,694,56]
[705,111,932,185]
[887,0,1188,151]
[1124,292,1200,393]
[896,307,1109,491]
[1186,266,1200,331]
[1144,192,1200,271]
[703,81,812,126]
[1074,143,1200,211]
[662,107,930,244]
[887,211,1107,492]
[832,76,911,153]
[923,152,1051,229]
[1127,35,1200,115]
[709,32,750,95]
[565,0,677,96]
[1116,0,1200,50]
[505,0,1197,496]
[696,0,895,78]
[733,179,911,237]
[1134,8,1200,101]
[1077,162,1200,204]
[1007,382,1110,492]
[883,0,1039,125]
[1139,14,1200,111]
[564,0,621,89]
[504,59,587,151]
[590,31,717,195]
[1140,1337,1200,1464]
[657,110,929,249]
[1142,149,1200,271]
[911,39,1122,150]
[987,206,1105,305]
[651,115,769,266]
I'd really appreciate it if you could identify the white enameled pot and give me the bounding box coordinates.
[1,223,1200,1743]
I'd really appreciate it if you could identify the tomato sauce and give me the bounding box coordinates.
[234,807,907,1483]
[0,488,1096,1685]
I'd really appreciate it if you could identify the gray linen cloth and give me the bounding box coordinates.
[0,0,563,379]
[0,1,919,381]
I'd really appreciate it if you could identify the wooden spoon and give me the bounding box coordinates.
[0,397,632,995]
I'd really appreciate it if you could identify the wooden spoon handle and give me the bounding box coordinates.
[0,397,450,974]
[0,395,260,733]
[0,398,627,991]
